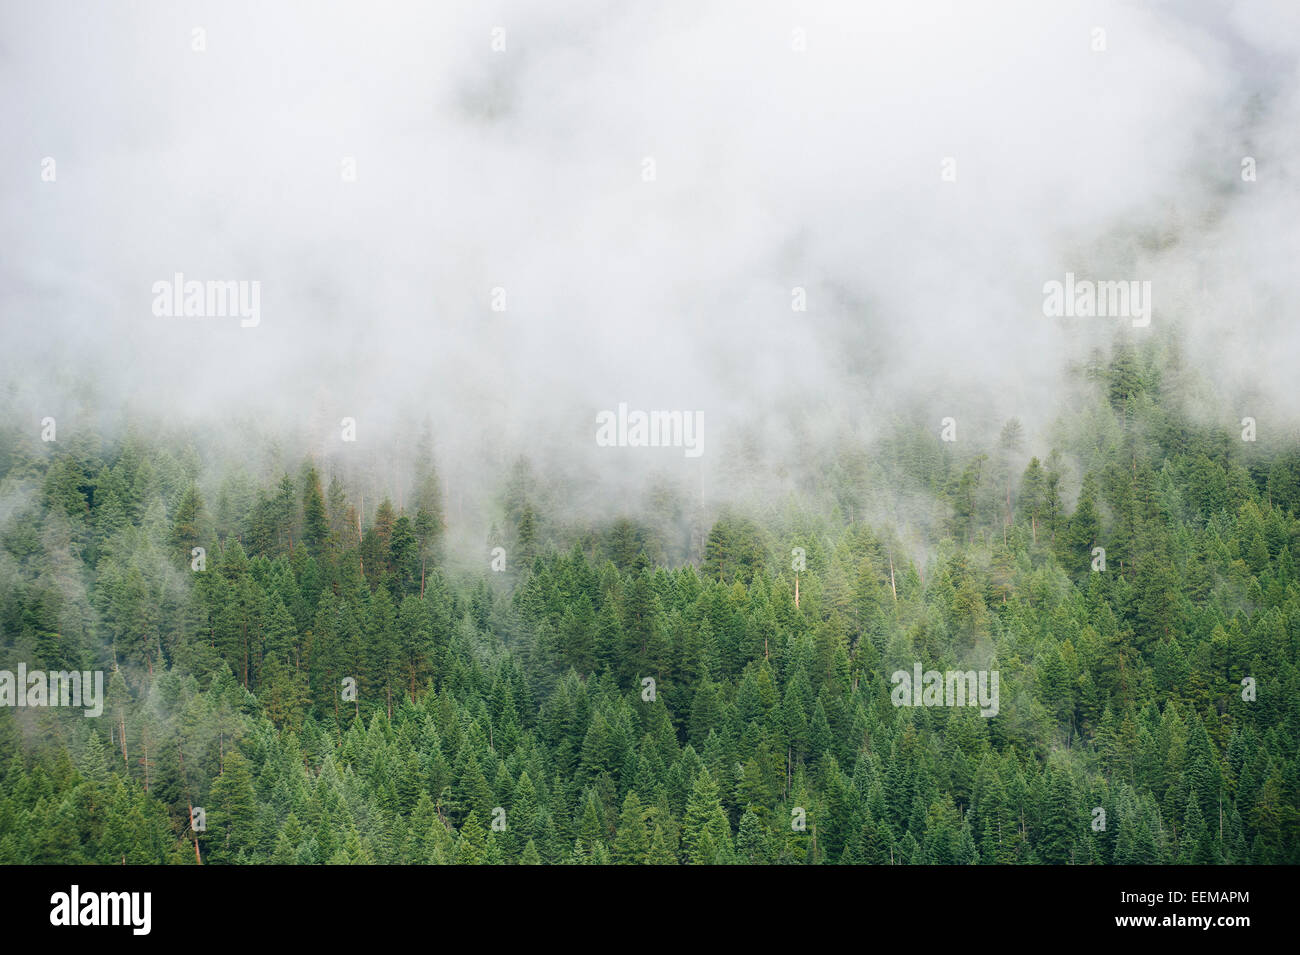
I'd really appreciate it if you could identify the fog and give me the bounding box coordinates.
[2,0,1298,556]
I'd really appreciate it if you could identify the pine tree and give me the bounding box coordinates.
[208,749,258,862]
[682,769,731,864]
[613,791,650,864]
[301,466,329,555]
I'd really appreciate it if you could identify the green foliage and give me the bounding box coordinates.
[2,338,1299,864]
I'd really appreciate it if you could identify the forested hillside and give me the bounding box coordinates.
[2,337,1298,865]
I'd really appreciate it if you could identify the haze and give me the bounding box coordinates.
[2,0,1297,553]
